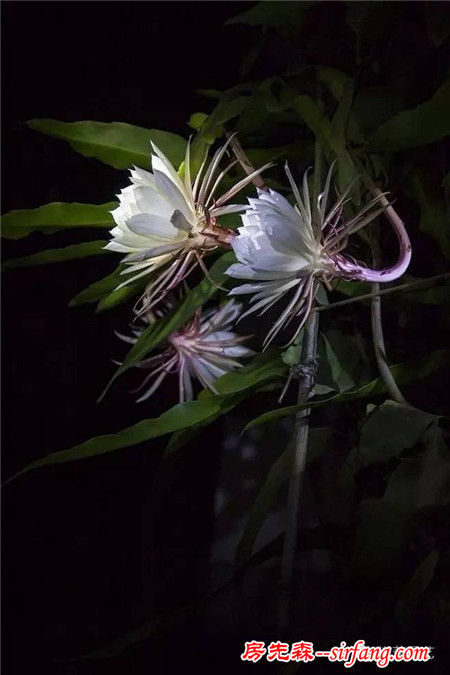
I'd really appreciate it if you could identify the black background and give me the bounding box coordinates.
[2,2,263,674]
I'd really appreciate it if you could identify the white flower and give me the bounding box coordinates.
[106,137,271,310]
[227,163,411,346]
[116,299,254,403]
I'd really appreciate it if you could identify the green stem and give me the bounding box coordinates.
[279,88,323,633]
[278,307,319,633]
[315,273,450,312]
[371,280,407,404]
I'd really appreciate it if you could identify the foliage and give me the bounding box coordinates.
[3,0,450,659]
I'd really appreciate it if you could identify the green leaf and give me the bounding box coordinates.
[355,498,414,567]
[6,352,286,482]
[330,79,359,196]
[318,329,369,393]
[165,352,286,455]
[165,398,241,456]
[2,241,109,270]
[235,427,332,569]
[226,1,313,27]
[69,263,150,311]
[188,112,209,131]
[244,349,450,430]
[5,398,229,484]
[99,253,236,400]
[384,423,450,510]
[69,267,126,306]
[27,120,187,170]
[409,170,450,259]
[203,350,286,398]
[294,92,358,195]
[190,94,251,174]
[282,331,304,367]
[352,87,405,137]
[94,282,144,313]
[395,549,440,625]
[359,401,437,466]
[1,202,116,240]
[368,80,450,151]
[69,267,146,312]
[257,79,285,113]
[317,67,364,144]
[332,279,371,300]
[315,283,329,306]
[355,424,450,568]
[294,95,333,156]
[402,283,450,305]
[317,67,352,101]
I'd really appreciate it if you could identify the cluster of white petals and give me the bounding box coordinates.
[227,187,332,345]
[109,138,411,401]
[227,163,410,346]
[227,167,335,345]
[116,299,254,403]
[106,137,270,310]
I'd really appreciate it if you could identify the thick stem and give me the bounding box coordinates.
[278,297,319,634]
[371,282,407,404]
[278,92,323,632]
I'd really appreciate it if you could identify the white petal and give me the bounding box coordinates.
[127,213,183,241]
[210,204,247,217]
[151,144,190,200]
[130,166,156,188]
[133,186,174,219]
[226,262,294,281]
[124,241,185,262]
[136,370,167,403]
[153,170,195,223]
[222,345,255,358]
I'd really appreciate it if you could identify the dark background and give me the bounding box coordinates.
[2,2,264,674]
[3,2,449,674]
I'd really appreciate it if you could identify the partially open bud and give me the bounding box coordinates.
[115,299,254,403]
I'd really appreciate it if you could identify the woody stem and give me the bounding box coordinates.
[278,90,322,634]
[278,308,319,633]
[226,132,269,191]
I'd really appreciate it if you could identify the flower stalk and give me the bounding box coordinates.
[371,281,407,405]
[278,101,323,633]
[370,231,408,405]
[278,307,319,634]
[226,134,321,629]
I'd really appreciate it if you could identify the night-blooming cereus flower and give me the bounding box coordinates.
[227,163,411,346]
[105,136,271,311]
[116,299,254,403]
